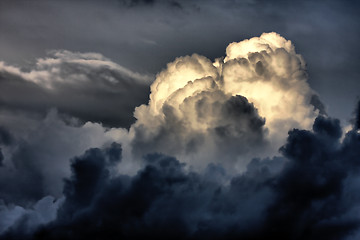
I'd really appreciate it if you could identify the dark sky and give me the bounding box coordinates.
[0,0,359,125]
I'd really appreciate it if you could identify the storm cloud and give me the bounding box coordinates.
[0,110,124,205]
[0,2,359,236]
[1,108,360,239]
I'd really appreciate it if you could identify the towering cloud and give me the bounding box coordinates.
[130,32,321,171]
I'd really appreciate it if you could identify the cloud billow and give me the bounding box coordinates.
[130,32,321,171]
[2,111,359,239]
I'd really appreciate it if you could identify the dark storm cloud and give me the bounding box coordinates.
[10,152,275,240]
[262,116,357,239]
[0,143,121,238]
[0,51,151,128]
[0,126,12,166]
[0,110,121,205]
[310,94,327,116]
[0,150,3,166]
[353,100,360,130]
[0,127,13,146]
[2,102,360,239]
[0,138,46,204]
[0,196,63,236]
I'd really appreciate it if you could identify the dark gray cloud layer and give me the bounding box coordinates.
[0,51,151,128]
[1,103,360,239]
